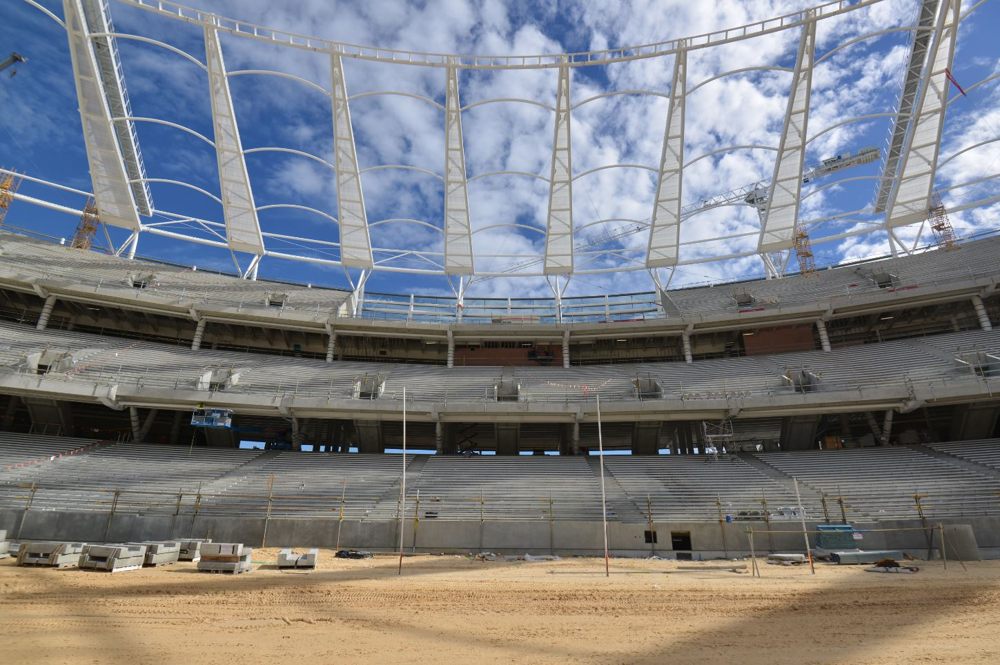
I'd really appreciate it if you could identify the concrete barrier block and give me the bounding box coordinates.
[276,548,318,569]
[177,538,212,561]
[17,541,86,568]
[79,544,147,572]
[198,545,253,574]
[129,541,181,566]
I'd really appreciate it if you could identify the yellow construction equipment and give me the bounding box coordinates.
[72,197,100,250]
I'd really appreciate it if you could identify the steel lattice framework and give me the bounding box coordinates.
[12,0,1000,296]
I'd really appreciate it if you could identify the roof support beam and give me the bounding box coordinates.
[203,24,264,255]
[444,63,474,274]
[330,53,374,269]
[759,16,816,253]
[544,62,573,274]
[62,0,141,231]
[873,0,940,213]
[646,49,686,268]
[80,0,153,216]
[886,0,961,228]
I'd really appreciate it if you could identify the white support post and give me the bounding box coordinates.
[647,48,686,268]
[886,0,961,228]
[682,331,693,364]
[759,16,816,253]
[129,406,141,442]
[816,319,831,352]
[326,331,337,363]
[596,394,610,577]
[397,387,407,575]
[36,295,57,331]
[444,63,474,275]
[435,419,443,455]
[562,330,570,369]
[971,295,993,331]
[880,409,894,446]
[330,54,374,269]
[191,318,207,351]
[126,230,139,260]
[203,24,265,256]
[62,0,142,232]
[544,61,573,274]
[446,330,455,369]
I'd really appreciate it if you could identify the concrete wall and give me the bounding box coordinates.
[2,508,998,558]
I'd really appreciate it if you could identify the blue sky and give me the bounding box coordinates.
[1,0,998,299]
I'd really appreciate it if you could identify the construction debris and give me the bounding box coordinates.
[866,558,919,574]
[335,549,373,560]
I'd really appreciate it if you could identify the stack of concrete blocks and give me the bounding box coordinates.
[178,539,212,562]
[276,548,319,570]
[16,542,86,568]
[0,530,10,559]
[78,544,148,572]
[197,543,253,574]
[131,541,181,567]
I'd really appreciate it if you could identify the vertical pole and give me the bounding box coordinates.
[411,490,420,552]
[548,492,554,555]
[646,494,655,556]
[716,495,729,558]
[479,488,484,553]
[793,478,815,574]
[397,387,407,575]
[837,485,847,523]
[938,523,948,570]
[747,528,760,577]
[335,478,346,551]
[821,493,830,523]
[261,474,274,548]
[104,489,121,542]
[16,482,37,540]
[914,493,933,559]
[596,394,610,577]
[761,490,774,553]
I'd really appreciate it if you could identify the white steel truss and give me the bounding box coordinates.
[203,25,264,256]
[80,0,152,216]
[759,17,816,253]
[886,0,960,228]
[874,0,940,214]
[646,49,686,268]
[544,62,573,274]
[62,0,141,231]
[444,64,474,274]
[330,53,374,269]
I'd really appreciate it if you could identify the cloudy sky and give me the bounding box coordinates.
[1,0,998,299]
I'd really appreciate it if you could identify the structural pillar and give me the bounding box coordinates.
[326,332,337,363]
[562,330,570,368]
[571,420,580,456]
[435,419,443,455]
[880,409,894,447]
[129,406,141,442]
[191,319,207,351]
[972,295,993,331]
[169,410,183,446]
[447,330,455,368]
[681,331,693,364]
[36,295,57,331]
[816,319,831,351]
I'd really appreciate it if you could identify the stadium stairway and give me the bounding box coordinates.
[370,456,423,519]
[910,444,1000,480]
[736,452,826,499]
[196,449,278,498]
[586,457,647,523]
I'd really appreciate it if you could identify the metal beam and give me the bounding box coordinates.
[759,17,816,253]
[444,63,474,274]
[886,0,960,228]
[80,0,152,216]
[330,54,374,269]
[646,49,686,268]
[544,62,573,274]
[873,0,940,213]
[203,24,264,255]
[62,0,141,231]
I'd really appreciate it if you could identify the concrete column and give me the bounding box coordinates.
[138,409,158,442]
[681,332,693,364]
[816,319,831,352]
[129,407,142,442]
[880,410,894,447]
[36,295,57,331]
[2,396,18,430]
[435,420,443,455]
[326,332,337,363]
[571,420,580,456]
[169,410,183,446]
[191,319,207,350]
[972,295,993,331]
[447,331,455,368]
[562,330,570,368]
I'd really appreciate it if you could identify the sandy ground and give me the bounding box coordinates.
[2,550,999,665]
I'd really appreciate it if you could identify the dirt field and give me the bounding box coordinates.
[2,550,999,665]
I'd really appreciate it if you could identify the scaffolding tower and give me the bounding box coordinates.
[0,170,22,225]
[793,229,817,276]
[72,197,100,250]
[928,192,956,250]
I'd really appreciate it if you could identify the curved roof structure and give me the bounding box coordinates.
[7,0,1000,299]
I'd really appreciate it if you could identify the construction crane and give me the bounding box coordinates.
[483,146,880,280]
[0,52,27,78]
[72,197,101,250]
[0,171,22,225]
